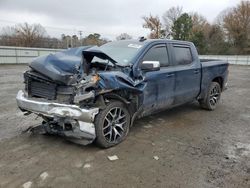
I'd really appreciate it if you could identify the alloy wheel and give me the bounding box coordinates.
[102,107,127,143]
[209,85,220,107]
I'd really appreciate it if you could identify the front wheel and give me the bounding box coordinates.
[199,82,221,111]
[94,100,130,148]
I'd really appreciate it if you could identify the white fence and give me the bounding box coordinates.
[199,55,250,65]
[0,46,249,65]
[0,46,63,64]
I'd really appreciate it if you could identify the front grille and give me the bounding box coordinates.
[24,70,73,102]
[29,80,56,100]
[24,71,57,100]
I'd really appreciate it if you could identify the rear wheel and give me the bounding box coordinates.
[199,82,221,110]
[94,101,130,148]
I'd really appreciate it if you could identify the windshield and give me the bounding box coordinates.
[89,40,143,66]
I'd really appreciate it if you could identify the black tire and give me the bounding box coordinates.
[94,100,130,148]
[199,82,221,111]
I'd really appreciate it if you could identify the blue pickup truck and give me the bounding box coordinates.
[16,39,229,148]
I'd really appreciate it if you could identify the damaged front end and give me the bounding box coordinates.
[16,47,107,145]
[17,74,100,145]
[16,45,142,145]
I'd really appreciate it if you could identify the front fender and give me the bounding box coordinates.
[98,71,145,93]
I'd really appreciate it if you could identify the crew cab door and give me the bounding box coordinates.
[171,44,201,104]
[140,44,175,116]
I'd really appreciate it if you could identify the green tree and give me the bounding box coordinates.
[172,13,193,40]
[82,33,107,46]
[189,31,207,54]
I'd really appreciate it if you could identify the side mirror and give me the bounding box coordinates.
[141,61,160,71]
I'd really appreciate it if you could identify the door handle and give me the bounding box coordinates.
[166,73,174,77]
[194,70,199,74]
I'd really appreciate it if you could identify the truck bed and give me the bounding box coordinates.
[199,59,229,100]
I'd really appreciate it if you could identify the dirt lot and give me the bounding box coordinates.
[0,65,249,188]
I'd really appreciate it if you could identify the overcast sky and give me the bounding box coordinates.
[0,0,240,39]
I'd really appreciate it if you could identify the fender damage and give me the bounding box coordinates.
[16,46,145,145]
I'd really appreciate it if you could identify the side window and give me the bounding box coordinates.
[173,46,193,65]
[142,45,169,67]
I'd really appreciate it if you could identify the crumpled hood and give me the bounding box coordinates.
[29,46,91,85]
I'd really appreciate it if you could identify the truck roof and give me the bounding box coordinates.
[123,38,194,46]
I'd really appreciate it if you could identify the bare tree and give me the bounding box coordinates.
[162,6,183,37]
[1,26,16,36]
[206,24,229,54]
[222,1,250,54]
[142,14,164,39]
[190,13,209,32]
[214,8,231,28]
[1,23,47,47]
[116,33,132,40]
[188,13,210,54]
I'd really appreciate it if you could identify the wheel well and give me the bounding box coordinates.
[102,91,139,116]
[212,77,223,89]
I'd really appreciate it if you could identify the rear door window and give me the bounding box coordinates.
[173,46,193,65]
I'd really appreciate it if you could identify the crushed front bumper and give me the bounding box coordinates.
[16,90,99,144]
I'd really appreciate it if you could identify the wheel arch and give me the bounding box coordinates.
[212,76,223,89]
[101,89,140,118]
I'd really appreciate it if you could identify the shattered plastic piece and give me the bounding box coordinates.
[40,172,49,181]
[83,163,91,168]
[22,181,32,188]
[144,125,153,129]
[153,156,159,160]
[108,155,119,161]
[74,91,95,104]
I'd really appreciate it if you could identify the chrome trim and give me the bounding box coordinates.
[16,90,99,123]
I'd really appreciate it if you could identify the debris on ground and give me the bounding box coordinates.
[83,163,91,168]
[22,181,32,188]
[153,156,159,160]
[144,125,153,129]
[39,172,49,181]
[108,155,119,161]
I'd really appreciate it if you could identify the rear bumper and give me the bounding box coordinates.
[16,90,99,123]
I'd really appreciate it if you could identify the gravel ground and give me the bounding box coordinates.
[0,65,249,188]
